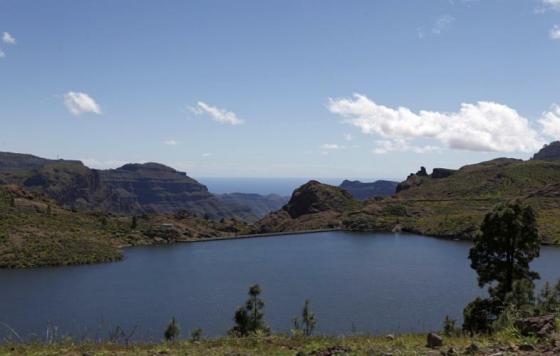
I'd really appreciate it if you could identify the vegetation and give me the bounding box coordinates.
[0,185,250,268]
[164,317,180,342]
[229,284,270,337]
[0,332,556,355]
[292,299,317,336]
[463,201,541,334]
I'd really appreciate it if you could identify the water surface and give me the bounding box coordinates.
[0,231,559,341]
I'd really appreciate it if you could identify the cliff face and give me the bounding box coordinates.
[532,142,560,161]
[339,180,398,200]
[0,152,274,221]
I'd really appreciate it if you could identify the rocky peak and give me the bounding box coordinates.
[532,142,560,161]
[283,180,355,218]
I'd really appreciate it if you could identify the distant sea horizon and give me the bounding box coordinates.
[195,177,400,196]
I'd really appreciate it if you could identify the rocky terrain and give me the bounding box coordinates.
[338,179,398,200]
[254,142,560,243]
[4,142,560,268]
[0,184,251,268]
[0,152,283,221]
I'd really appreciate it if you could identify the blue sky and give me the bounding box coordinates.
[1,0,560,179]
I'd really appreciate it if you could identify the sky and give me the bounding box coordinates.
[1,0,560,180]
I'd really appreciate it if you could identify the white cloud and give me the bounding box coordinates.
[344,133,353,141]
[432,15,455,35]
[328,93,543,153]
[81,158,128,169]
[2,32,15,44]
[202,152,212,157]
[372,139,440,155]
[539,105,560,139]
[550,25,560,40]
[541,0,560,11]
[63,91,102,116]
[320,144,345,150]
[0,49,4,58]
[164,139,179,145]
[188,101,244,125]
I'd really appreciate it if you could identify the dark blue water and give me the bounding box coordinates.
[0,231,559,342]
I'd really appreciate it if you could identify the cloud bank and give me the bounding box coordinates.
[188,101,244,125]
[63,92,102,116]
[327,94,551,154]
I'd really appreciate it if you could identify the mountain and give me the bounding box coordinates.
[0,184,251,268]
[339,179,398,200]
[0,152,282,221]
[217,193,288,220]
[254,180,361,233]
[532,141,560,161]
[255,154,560,243]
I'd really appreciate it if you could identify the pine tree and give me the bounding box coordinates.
[164,317,180,341]
[301,300,316,336]
[229,284,269,336]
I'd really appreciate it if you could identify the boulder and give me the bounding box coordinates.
[426,332,443,348]
[514,314,556,338]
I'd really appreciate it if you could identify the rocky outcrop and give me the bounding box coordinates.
[339,179,398,200]
[532,141,560,161]
[431,168,456,179]
[515,314,556,338]
[284,180,356,218]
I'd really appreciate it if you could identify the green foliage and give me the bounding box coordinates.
[443,315,460,337]
[229,284,270,337]
[536,280,560,315]
[190,328,203,342]
[9,195,15,207]
[503,279,535,315]
[463,297,498,335]
[164,317,180,342]
[292,299,317,337]
[469,201,540,302]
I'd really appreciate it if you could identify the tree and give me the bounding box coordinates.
[164,317,180,341]
[301,300,316,336]
[292,300,317,336]
[536,281,560,315]
[131,215,138,230]
[229,284,269,336]
[463,201,541,333]
[442,315,458,336]
[469,201,540,302]
[190,328,203,342]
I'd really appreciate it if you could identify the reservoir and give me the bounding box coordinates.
[1,231,559,341]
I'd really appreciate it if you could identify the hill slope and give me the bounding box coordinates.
[339,179,398,200]
[0,152,280,221]
[255,154,560,243]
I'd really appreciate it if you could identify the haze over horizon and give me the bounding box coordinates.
[2,0,560,178]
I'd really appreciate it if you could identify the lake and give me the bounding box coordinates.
[1,231,559,342]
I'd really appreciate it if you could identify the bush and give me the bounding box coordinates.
[164,317,180,341]
[463,298,497,335]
